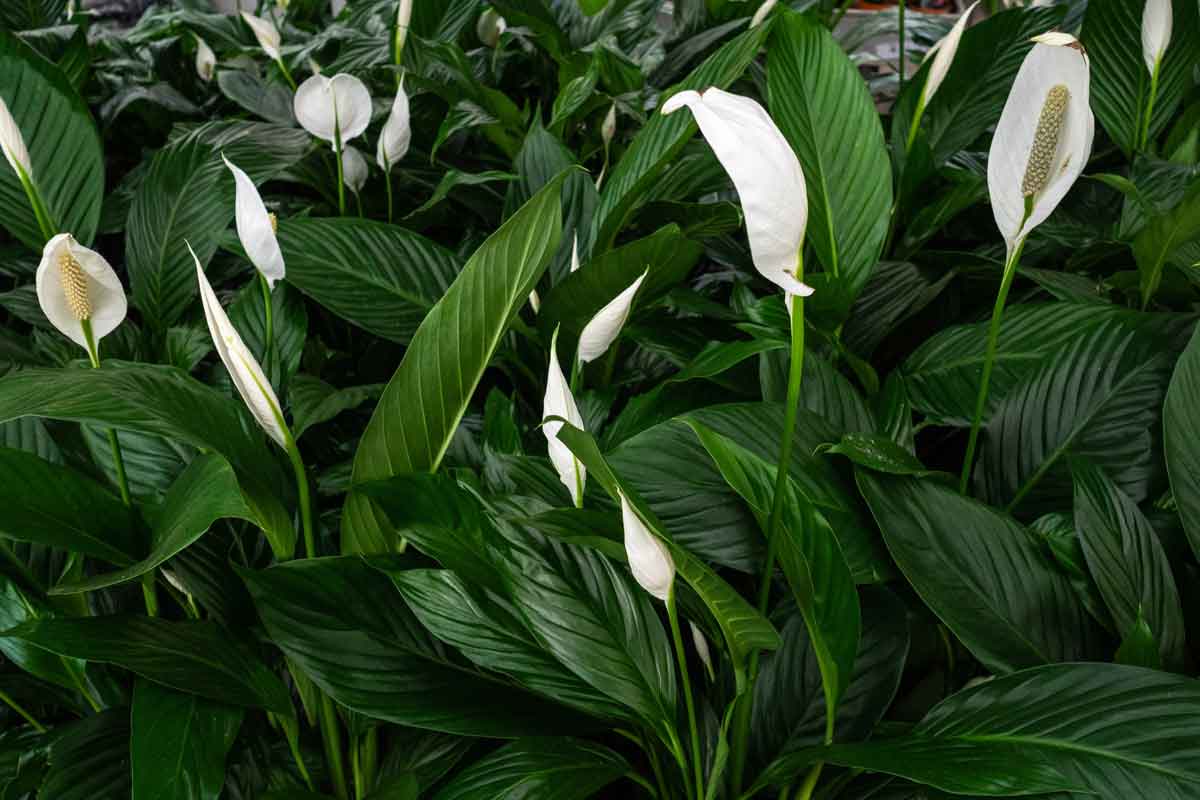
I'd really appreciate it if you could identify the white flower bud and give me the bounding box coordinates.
[620,492,675,602]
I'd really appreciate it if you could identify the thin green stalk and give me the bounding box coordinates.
[668,590,704,800]
[284,435,315,559]
[385,167,394,223]
[830,0,857,27]
[355,192,364,219]
[958,234,1026,493]
[626,770,658,798]
[319,694,349,800]
[334,126,346,217]
[66,659,102,713]
[360,728,378,794]
[259,273,274,374]
[643,735,672,800]
[0,687,45,732]
[665,726,695,800]
[796,762,825,800]
[282,715,316,790]
[897,0,906,95]
[1138,64,1160,152]
[276,57,297,90]
[351,732,364,800]
[0,541,43,595]
[15,163,56,243]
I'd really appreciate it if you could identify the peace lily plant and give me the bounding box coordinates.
[1140,0,1172,149]
[294,72,372,215]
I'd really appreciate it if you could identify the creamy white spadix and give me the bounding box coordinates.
[36,234,127,353]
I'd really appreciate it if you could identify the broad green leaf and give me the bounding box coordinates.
[82,426,195,503]
[592,22,771,250]
[820,434,943,478]
[241,556,595,737]
[39,710,130,800]
[289,376,383,440]
[217,70,296,125]
[343,172,568,553]
[0,30,102,251]
[2,616,292,714]
[0,576,80,691]
[1164,321,1200,561]
[1081,0,1200,155]
[430,738,630,800]
[167,120,312,184]
[1133,178,1200,305]
[131,680,243,800]
[0,0,67,28]
[767,11,891,316]
[689,422,860,740]
[228,279,307,390]
[0,446,138,565]
[760,663,1200,799]
[0,363,293,557]
[51,454,255,595]
[1114,611,1161,669]
[857,472,1107,672]
[1070,457,1185,670]
[668,339,788,385]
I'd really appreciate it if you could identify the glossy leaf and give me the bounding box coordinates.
[1164,321,1200,561]
[430,738,629,800]
[39,711,131,800]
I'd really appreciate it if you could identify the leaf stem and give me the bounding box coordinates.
[0,687,45,732]
[334,126,346,217]
[385,167,394,223]
[1138,63,1160,152]
[668,590,705,800]
[795,762,824,800]
[284,434,315,559]
[259,273,274,376]
[282,714,316,790]
[319,693,350,800]
[897,0,906,95]
[276,57,298,91]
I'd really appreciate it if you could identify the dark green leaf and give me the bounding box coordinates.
[1164,321,1200,561]
[40,710,130,800]
[430,738,629,800]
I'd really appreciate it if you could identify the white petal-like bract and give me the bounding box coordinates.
[342,145,368,193]
[396,0,414,51]
[577,270,647,364]
[661,88,814,299]
[921,1,979,106]
[1142,0,1172,75]
[690,622,714,675]
[750,0,778,27]
[570,235,581,273]
[224,155,285,288]
[601,103,617,146]
[542,328,586,506]
[193,244,288,448]
[377,80,411,171]
[987,36,1093,255]
[477,8,507,47]
[195,36,216,82]
[294,73,373,145]
[0,96,32,179]
[331,0,347,15]
[241,11,281,61]
[620,492,675,602]
[36,234,128,352]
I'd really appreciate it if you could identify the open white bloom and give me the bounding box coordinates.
[377,79,411,171]
[195,36,216,83]
[294,73,372,145]
[620,492,675,602]
[36,234,127,352]
[987,34,1093,256]
[0,96,32,180]
[577,269,647,365]
[193,244,288,448]
[690,622,714,676]
[224,155,285,288]
[921,1,979,107]
[662,88,814,299]
[477,8,507,48]
[750,0,778,27]
[342,145,368,194]
[542,327,585,506]
[240,12,281,62]
[1141,0,1172,75]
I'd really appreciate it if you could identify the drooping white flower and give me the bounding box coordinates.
[0,96,32,180]
[601,103,617,146]
[690,622,714,676]
[577,270,647,365]
[195,36,216,83]
[294,73,373,146]
[620,492,675,602]
[986,34,1093,256]
[750,0,778,27]
[661,88,814,299]
[193,243,288,448]
[542,327,585,506]
[36,234,127,353]
[240,11,282,62]
[224,155,285,289]
[920,1,980,107]
[377,79,411,171]
[1141,0,1172,75]
[477,8,507,48]
[342,145,368,194]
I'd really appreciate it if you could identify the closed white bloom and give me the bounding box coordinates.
[1141,0,1172,75]
[193,244,288,448]
[921,1,979,107]
[662,88,814,299]
[690,622,714,675]
[195,36,216,83]
[750,0,778,27]
[240,12,281,62]
[0,96,32,180]
[294,73,372,145]
[528,289,541,314]
[987,35,1093,255]
[331,0,347,15]
[577,269,647,365]
[36,234,127,352]
[1030,31,1078,46]
[542,327,585,506]
[342,145,368,194]
[377,80,411,171]
[601,103,617,146]
[477,8,507,48]
[224,155,285,289]
[570,235,581,273]
[620,492,675,602]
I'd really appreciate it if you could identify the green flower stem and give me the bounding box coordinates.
[334,127,347,217]
[282,714,316,790]
[351,731,364,800]
[897,0,907,95]
[15,163,56,243]
[959,223,1029,494]
[0,542,42,596]
[259,273,274,375]
[730,271,807,794]
[0,687,45,732]
[1138,63,1161,152]
[276,57,297,91]
[360,727,378,795]
[65,657,102,713]
[384,166,395,223]
[283,432,315,559]
[319,693,350,800]
[795,762,824,800]
[668,589,704,800]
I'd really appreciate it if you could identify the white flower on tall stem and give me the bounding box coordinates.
[1139,0,1172,150]
[377,78,411,172]
[542,326,586,507]
[195,36,216,83]
[0,96,31,183]
[224,156,285,288]
[241,11,296,88]
[294,73,372,214]
[477,8,507,48]
[620,492,675,602]
[577,270,648,365]
[36,234,127,360]
[341,145,368,195]
[920,2,980,111]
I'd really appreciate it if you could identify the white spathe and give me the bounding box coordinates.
[750,0,778,27]
[601,103,617,146]
[620,492,675,602]
[577,269,648,365]
[1142,0,1173,74]
[542,328,586,506]
[0,96,32,179]
[396,0,414,50]
[224,155,285,288]
[661,88,814,299]
[477,8,507,47]
[294,73,373,145]
[195,36,217,83]
[36,234,127,352]
[377,79,411,171]
[986,35,1093,256]
[921,1,980,106]
[193,244,288,448]
[570,234,581,273]
[342,145,368,193]
[241,11,282,61]
[690,622,714,674]
[331,0,347,15]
